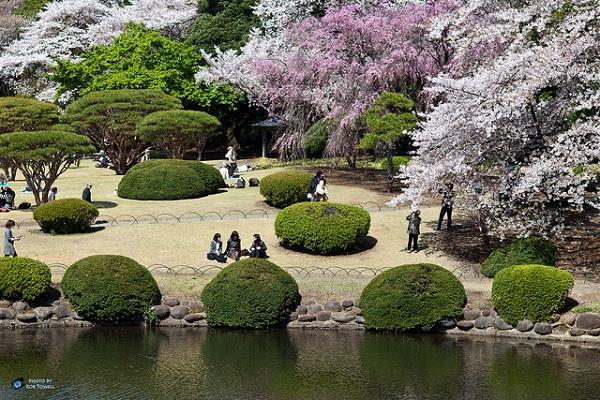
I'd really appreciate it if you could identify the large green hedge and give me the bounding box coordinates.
[33,198,99,234]
[275,202,371,254]
[491,264,574,325]
[0,257,51,301]
[481,236,557,278]
[260,170,313,208]
[201,259,300,329]
[359,264,466,331]
[117,159,225,200]
[61,255,161,323]
[378,156,410,171]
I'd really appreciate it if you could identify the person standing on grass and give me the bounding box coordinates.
[4,220,20,257]
[225,231,242,261]
[437,183,454,231]
[82,183,93,203]
[250,234,267,258]
[225,146,237,177]
[406,209,421,252]
[207,233,227,263]
[48,187,58,202]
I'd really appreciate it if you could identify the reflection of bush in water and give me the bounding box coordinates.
[488,346,567,400]
[360,334,464,397]
[202,330,297,398]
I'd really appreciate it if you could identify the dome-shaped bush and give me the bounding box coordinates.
[491,264,574,325]
[0,257,51,301]
[201,259,300,329]
[260,170,313,208]
[359,264,466,331]
[33,198,99,234]
[275,202,371,254]
[117,159,225,200]
[61,255,161,323]
[481,236,557,278]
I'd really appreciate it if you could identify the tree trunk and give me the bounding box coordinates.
[477,210,491,247]
[386,149,394,193]
[9,165,17,181]
[345,154,357,169]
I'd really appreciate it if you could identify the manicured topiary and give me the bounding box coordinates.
[0,257,51,301]
[275,202,371,254]
[481,236,557,278]
[359,263,466,331]
[117,159,225,200]
[201,259,300,329]
[33,198,99,234]
[61,255,161,323]
[491,264,574,325]
[260,170,313,208]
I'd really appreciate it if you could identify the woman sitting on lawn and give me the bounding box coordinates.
[225,231,242,261]
[207,233,227,263]
[314,179,328,202]
[249,234,267,258]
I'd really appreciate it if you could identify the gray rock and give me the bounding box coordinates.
[355,316,365,325]
[0,300,11,307]
[189,302,204,313]
[457,320,474,330]
[289,312,298,321]
[0,308,16,320]
[16,312,37,322]
[303,299,316,306]
[34,307,53,321]
[52,306,70,319]
[184,313,205,323]
[316,311,331,321]
[297,305,308,315]
[552,314,561,323]
[341,300,354,308]
[164,297,180,307]
[72,312,84,320]
[324,301,342,312]
[575,313,600,330]
[534,322,553,335]
[463,309,481,321]
[349,307,362,316]
[553,325,569,335]
[170,305,189,319]
[494,318,513,331]
[517,320,534,332]
[569,327,586,336]
[332,312,355,323]
[151,305,170,320]
[307,304,322,314]
[559,312,576,326]
[481,309,492,317]
[474,316,495,329]
[298,314,316,322]
[437,318,456,329]
[587,328,600,336]
[12,301,28,312]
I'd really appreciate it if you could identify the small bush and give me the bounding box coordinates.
[275,202,371,254]
[304,120,329,158]
[61,255,161,323]
[378,156,410,171]
[481,236,557,277]
[117,159,225,200]
[33,198,99,234]
[0,257,51,301]
[359,264,466,331]
[260,170,313,208]
[492,264,574,325]
[201,259,300,329]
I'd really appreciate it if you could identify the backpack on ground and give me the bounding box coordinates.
[236,177,246,189]
[248,178,260,187]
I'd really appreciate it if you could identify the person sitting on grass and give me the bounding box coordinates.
[406,209,421,253]
[225,231,242,261]
[249,234,267,258]
[314,179,328,202]
[207,233,227,263]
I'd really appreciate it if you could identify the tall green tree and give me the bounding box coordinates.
[0,97,59,180]
[137,110,221,159]
[359,92,417,191]
[62,89,182,174]
[51,23,240,110]
[189,0,259,53]
[0,130,95,204]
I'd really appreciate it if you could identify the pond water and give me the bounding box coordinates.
[1,328,599,400]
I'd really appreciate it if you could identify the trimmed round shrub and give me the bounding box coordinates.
[117,159,225,200]
[0,257,51,301]
[201,259,300,329]
[359,264,466,331]
[481,236,557,278]
[275,202,370,254]
[378,155,410,170]
[260,170,313,208]
[61,255,161,323]
[33,198,99,234]
[491,264,574,325]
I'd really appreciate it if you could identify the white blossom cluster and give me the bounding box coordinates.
[0,0,196,101]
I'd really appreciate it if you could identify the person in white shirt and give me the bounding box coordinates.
[314,179,328,202]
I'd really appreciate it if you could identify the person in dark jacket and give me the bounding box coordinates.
[207,233,227,263]
[249,234,267,258]
[225,231,242,261]
[406,209,421,252]
[82,183,93,203]
[437,183,454,231]
[308,170,324,201]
